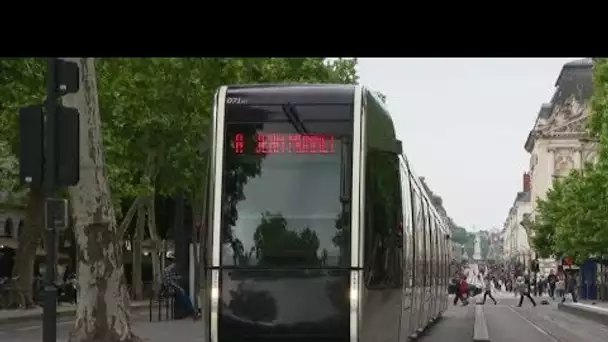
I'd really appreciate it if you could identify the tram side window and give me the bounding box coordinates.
[413,193,423,288]
[434,222,439,283]
[400,166,415,289]
[439,231,444,287]
[429,216,435,287]
[429,219,435,284]
[364,149,403,288]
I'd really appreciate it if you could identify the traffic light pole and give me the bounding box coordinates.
[43,58,58,342]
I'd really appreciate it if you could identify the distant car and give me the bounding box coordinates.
[448,280,482,297]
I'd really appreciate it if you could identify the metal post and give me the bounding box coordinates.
[43,58,58,342]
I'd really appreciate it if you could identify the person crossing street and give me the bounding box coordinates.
[480,276,497,305]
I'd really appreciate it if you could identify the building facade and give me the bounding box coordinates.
[519,58,594,274]
[502,173,532,263]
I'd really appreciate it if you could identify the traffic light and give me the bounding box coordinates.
[18,59,80,188]
[19,105,44,187]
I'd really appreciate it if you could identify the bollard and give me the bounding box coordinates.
[165,295,170,320]
[149,296,153,322]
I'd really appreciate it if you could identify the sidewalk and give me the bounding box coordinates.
[418,301,474,342]
[558,299,608,326]
[0,300,149,325]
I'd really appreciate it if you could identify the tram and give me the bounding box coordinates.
[203,84,452,342]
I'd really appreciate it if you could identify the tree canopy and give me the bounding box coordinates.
[530,58,608,264]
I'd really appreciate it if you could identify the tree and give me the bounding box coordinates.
[61,58,137,342]
[530,59,608,264]
[376,92,387,103]
[0,58,47,308]
[96,58,359,293]
[480,235,490,260]
[532,166,608,264]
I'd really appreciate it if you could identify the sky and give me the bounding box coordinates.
[356,58,584,232]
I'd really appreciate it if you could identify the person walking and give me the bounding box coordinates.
[454,275,469,306]
[481,277,497,305]
[562,273,579,303]
[547,270,557,299]
[517,275,537,307]
[556,273,566,301]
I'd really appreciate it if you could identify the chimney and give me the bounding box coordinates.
[523,172,531,192]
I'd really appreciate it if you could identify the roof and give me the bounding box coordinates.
[226,84,355,105]
[554,58,593,86]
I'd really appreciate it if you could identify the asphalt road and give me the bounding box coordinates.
[3,293,606,342]
[0,310,206,342]
[482,296,608,342]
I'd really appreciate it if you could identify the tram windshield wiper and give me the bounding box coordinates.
[282,103,308,135]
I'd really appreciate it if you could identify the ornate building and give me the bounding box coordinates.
[522,58,594,273]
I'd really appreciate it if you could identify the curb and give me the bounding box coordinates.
[0,303,149,326]
[557,302,608,327]
[473,305,490,342]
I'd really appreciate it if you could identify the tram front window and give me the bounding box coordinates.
[221,104,353,269]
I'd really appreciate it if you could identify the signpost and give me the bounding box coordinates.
[19,58,80,342]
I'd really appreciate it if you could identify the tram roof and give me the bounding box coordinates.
[225,84,356,105]
[402,154,450,235]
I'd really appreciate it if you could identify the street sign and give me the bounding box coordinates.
[45,198,68,229]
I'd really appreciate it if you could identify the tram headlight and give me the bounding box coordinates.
[349,271,360,309]
[211,286,219,300]
[350,288,358,302]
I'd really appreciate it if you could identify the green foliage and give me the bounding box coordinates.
[533,166,608,264]
[452,226,475,257]
[96,58,358,213]
[0,59,46,194]
[480,236,490,259]
[1,57,359,227]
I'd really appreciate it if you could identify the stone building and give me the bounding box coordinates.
[501,173,532,263]
[522,58,594,274]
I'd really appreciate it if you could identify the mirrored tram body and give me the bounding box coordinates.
[204,84,451,342]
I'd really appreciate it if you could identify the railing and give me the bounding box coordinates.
[148,285,175,322]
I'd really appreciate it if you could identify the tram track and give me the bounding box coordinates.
[507,304,608,342]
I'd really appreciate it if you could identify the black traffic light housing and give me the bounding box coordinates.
[18,59,80,188]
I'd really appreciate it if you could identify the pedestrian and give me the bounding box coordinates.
[162,251,200,320]
[562,273,579,303]
[517,275,537,307]
[456,275,470,306]
[547,270,557,299]
[556,273,566,301]
[481,277,497,305]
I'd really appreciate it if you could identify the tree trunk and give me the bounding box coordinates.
[8,187,44,308]
[145,197,161,291]
[131,203,144,300]
[118,197,141,239]
[61,58,138,342]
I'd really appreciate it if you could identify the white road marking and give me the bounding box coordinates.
[507,306,560,342]
[17,325,40,331]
